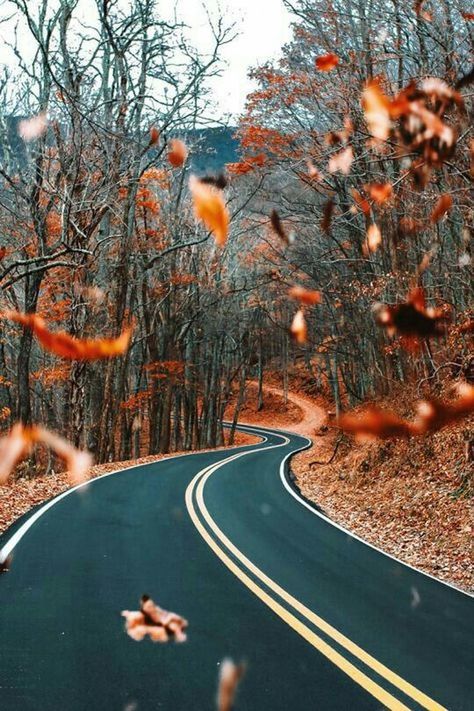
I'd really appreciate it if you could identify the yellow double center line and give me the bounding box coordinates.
[185,443,446,711]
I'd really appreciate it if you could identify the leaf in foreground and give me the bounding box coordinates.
[18,113,48,141]
[217,658,246,711]
[289,285,322,305]
[290,309,308,344]
[189,176,230,247]
[0,423,92,485]
[2,311,132,360]
[121,595,188,643]
[270,209,292,245]
[338,384,474,439]
[315,53,339,72]
[373,287,448,348]
[167,138,188,167]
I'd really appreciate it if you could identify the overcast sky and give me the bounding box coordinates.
[179,0,294,117]
[0,0,294,120]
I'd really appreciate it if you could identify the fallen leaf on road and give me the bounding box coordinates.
[121,595,188,643]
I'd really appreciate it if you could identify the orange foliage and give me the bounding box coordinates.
[45,212,62,239]
[227,154,266,175]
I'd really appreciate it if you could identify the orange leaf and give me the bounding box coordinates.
[290,309,308,344]
[189,176,229,246]
[2,311,132,360]
[339,385,474,440]
[328,146,353,175]
[361,79,392,141]
[167,138,188,168]
[288,285,322,305]
[149,126,159,146]
[364,223,382,254]
[351,188,371,215]
[338,407,416,440]
[315,53,339,72]
[415,385,474,434]
[0,423,92,485]
[365,182,393,204]
[217,658,246,711]
[430,194,453,223]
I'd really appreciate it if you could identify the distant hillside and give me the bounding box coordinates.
[186,126,239,173]
[1,120,240,175]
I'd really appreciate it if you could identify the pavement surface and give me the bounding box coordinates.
[0,424,472,710]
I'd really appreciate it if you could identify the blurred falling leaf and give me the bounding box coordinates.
[2,311,132,360]
[189,176,230,246]
[167,138,188,167]
[217,658,246,711]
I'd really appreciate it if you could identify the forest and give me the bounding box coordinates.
[0,1,473,709]
[0,0,472,473]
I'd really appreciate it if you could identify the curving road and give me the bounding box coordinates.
[0,424,472,710]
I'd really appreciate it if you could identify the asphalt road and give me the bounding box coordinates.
[0,424,472,710]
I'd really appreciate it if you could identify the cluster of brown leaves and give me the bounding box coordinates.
[121,595,188,643]
[373,287,449,350]
[2,311,132,360]
[338,384,474,440]
[362,77,464,186]
[0,423,92,485]
[217,658,246,711]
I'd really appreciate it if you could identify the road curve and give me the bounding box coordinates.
[0,424,472,710]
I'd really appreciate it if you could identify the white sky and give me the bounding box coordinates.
[177,0,294,118]
[0,0,294,120]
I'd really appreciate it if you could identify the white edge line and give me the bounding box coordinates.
[0,433,268,564]
[268,426,474,599]
[2,418,471,600]
[233,421,473,598]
